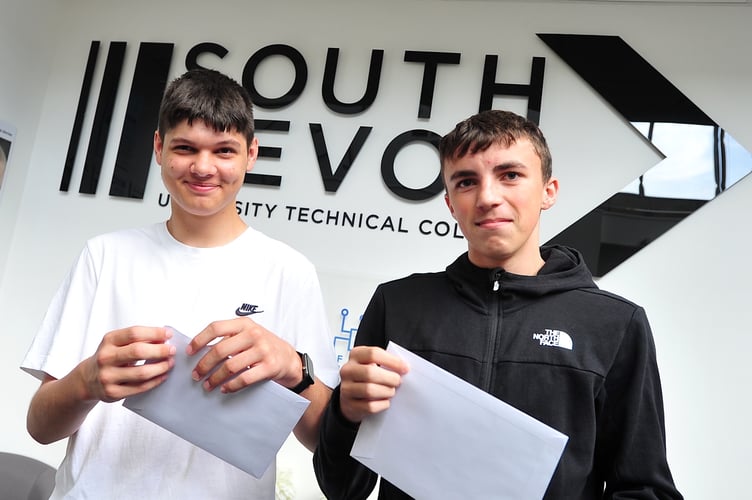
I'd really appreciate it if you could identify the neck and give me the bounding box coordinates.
[166,210,247,248]
[505,255,546,276]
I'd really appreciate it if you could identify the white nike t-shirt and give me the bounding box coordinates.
[21,222,340,500]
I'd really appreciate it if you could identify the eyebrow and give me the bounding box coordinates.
[169,136,243,148]
[447,161,528,182]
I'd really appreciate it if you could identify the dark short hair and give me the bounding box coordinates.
[438,110,552,184]
[158,68,255,144]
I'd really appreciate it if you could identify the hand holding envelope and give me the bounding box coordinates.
[351,342,568,499]
[123,327,310,478]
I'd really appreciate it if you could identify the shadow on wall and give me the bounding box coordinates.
[0,452,56,500]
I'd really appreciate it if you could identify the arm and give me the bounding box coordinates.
[27,326,175,444]
[313,385,378,500]
[601,307,682,499]
[313,346,409,500]
[292,377,332,451]
[313,286,409,500]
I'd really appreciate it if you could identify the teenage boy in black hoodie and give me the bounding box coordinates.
[313,109,682,499]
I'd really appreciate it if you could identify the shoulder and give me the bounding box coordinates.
[572,288,654,351]
[241,227,317,272]
[382,270,447,287]
[374,271,448,298]
[576,286,643,317]
[85,223,162,245]
[83,223,163,256]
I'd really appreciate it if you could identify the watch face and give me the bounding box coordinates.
[302,352,313,381]
[292,352,314,394]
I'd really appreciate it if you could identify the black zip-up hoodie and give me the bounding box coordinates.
[314,245,682,499]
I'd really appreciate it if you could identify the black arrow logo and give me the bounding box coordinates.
[538,34,752,276]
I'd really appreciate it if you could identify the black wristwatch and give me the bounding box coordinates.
[290,352,314,394]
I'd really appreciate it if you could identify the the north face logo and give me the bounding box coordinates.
[532,329,573,350]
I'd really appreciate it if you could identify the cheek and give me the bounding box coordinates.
[222,165,247,183]
[165,158,190,176]
[160,161,182,185]
[450,197,475,219]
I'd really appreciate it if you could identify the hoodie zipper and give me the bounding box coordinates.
[492,271,502,291]
[481,269,504,391]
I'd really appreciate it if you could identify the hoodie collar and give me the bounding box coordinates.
[446,245,597,305]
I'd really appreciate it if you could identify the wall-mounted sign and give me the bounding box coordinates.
[0,120,16,191]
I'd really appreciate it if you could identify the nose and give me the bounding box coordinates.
[476,179,502,210]
[190,151,216,176]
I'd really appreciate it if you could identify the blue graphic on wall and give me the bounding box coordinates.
[333,308,361,366]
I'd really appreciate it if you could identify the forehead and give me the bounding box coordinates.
[445,139,541,171]
[165,119,247,145]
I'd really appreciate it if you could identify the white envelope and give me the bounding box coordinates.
[351,342,568,499]
[123,327,310,478]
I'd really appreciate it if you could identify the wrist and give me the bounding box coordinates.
[289,351,314,394]
[333,386,361,428]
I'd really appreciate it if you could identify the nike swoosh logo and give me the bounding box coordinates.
[236,308,262,316]
[235,303,264,316]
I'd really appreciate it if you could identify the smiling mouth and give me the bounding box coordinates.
[187,182,218,193]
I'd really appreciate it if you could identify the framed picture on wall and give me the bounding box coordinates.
[0,120,16,191]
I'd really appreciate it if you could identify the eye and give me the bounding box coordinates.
[216,147,238,156]
[173,144,195,153]
[455,178,476,189]
[502,171,519,181]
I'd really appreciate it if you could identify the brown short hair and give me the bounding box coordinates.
[158,68,255,145]
[439,110,552,185]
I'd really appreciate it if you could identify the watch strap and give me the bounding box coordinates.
[290,351,314,394]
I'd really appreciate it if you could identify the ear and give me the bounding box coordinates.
[444,192,456,219]
[154,130,164,165]
[246,137,259,173]
[541,177,559,211]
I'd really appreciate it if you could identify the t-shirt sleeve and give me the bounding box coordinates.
[20,243,98,381]
[280,257,340,390]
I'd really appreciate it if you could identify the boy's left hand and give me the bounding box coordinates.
[187,318,303,393]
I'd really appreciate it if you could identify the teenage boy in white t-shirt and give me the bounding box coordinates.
[21,68,339,499]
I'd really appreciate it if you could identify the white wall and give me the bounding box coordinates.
[0,0,59,279]
[1,1,751,498]
[0,0,69,464]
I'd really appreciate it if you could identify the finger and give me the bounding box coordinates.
[341,370,402,400]
[341,357,405,388]
[344,397,394,417]
[191,332,254,383]
[108,326,171,348]
[349,346,409,375]
[339,383,398,423]
[96,358,175,402]
[127,341,176,365]
[187,318,252,355]
[116,357,175,385]
[202,351,266,392]
[217,364,267,394]
[95,339,176,370]
[103,368,173,402]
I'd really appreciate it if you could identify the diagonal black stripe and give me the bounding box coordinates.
[61,41,100,192]
[538,34,715,276]
[537,34,713,125]
[109,42,174,199]
[537,34,723,276]
[79,41,127,195]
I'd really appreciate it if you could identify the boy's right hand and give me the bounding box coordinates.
[83,326,176,403]
[338,346,409,424]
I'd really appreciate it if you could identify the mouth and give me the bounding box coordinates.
[186,181,218,193]
[476,217,511,229]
